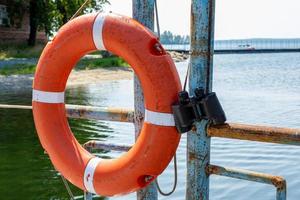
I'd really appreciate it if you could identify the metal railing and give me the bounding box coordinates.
[164,39,300,52]
[2,104,300,200]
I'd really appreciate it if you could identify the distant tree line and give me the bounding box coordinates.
[7,0,109,46]
[160,31,190,44]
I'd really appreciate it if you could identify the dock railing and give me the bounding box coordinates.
[164,39,300,53]
[1,104,299,200]
[1,0,300,200]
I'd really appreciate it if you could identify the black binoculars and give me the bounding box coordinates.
[172,87,226,133]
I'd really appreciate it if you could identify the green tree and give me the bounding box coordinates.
[53,0,109,31]
[184,35,190,44]
[173,35,181,44]
[160,31,174,44]
[6,0,28,28]
[8,0,109,46]
[160,31,190,44]
[28,0,54,46]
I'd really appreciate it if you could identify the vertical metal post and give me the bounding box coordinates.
[84,192,93,200]
[187,0,215,200]
[84,146,93,200]
[276,183,287,200]
[132,1,158,200]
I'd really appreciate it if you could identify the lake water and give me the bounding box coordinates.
[1,53,300,200]
[164,39,300,51]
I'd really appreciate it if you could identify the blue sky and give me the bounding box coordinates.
[103,0,300,39]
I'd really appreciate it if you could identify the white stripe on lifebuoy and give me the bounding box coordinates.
[93,13,106,50]
[144,109,175,126]
[32,89,64,103]
[84,157,101,194]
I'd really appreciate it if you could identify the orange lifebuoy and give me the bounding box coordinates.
[32,13,181,196]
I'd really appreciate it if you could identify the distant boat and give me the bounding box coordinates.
[237,44,255,50]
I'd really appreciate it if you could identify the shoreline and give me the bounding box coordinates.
[0,67,134,89]
[0,51,189,88]
[67,67,133,87]
[0,51,188,68]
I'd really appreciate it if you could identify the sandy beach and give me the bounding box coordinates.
[67,67,133,87]
[0,51,188,89]
[0,67,134,90]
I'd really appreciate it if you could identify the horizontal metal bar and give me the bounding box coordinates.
[207,164,286,188]
[0,104,32,110]
[2,104,300,147]
[0,104,134,123]
[66,105,134,123]
[83,140,131,152]
[208,123,300,146]
[207,165,286,200]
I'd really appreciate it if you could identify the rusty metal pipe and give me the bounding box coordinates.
[2,104,300,147]
[0,104,134,123]
[0,104,32,110]
[66,105,134,123]
[208,123,300,146]
[207,165,286,200]
[83,140,131,152]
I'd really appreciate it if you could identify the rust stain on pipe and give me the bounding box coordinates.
[107,107,134,122]
[271,176,286,191]
[188,152,198,161]
[206,164,219,174]
[207,164,287,191]
[208,123,300,146]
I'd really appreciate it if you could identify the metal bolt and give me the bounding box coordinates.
[194,87,205,99]
[153,43,164,54]
[144,175,154,183]
[191,125,197,132]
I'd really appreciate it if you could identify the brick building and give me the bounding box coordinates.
[0,0,47,44]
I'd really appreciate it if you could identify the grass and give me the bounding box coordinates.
[0,44,44,59]
[0,43,110,59]
[0,56,129,76]
[0,64,36,76]
[76,57,129,70]
[0,43,129,76]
